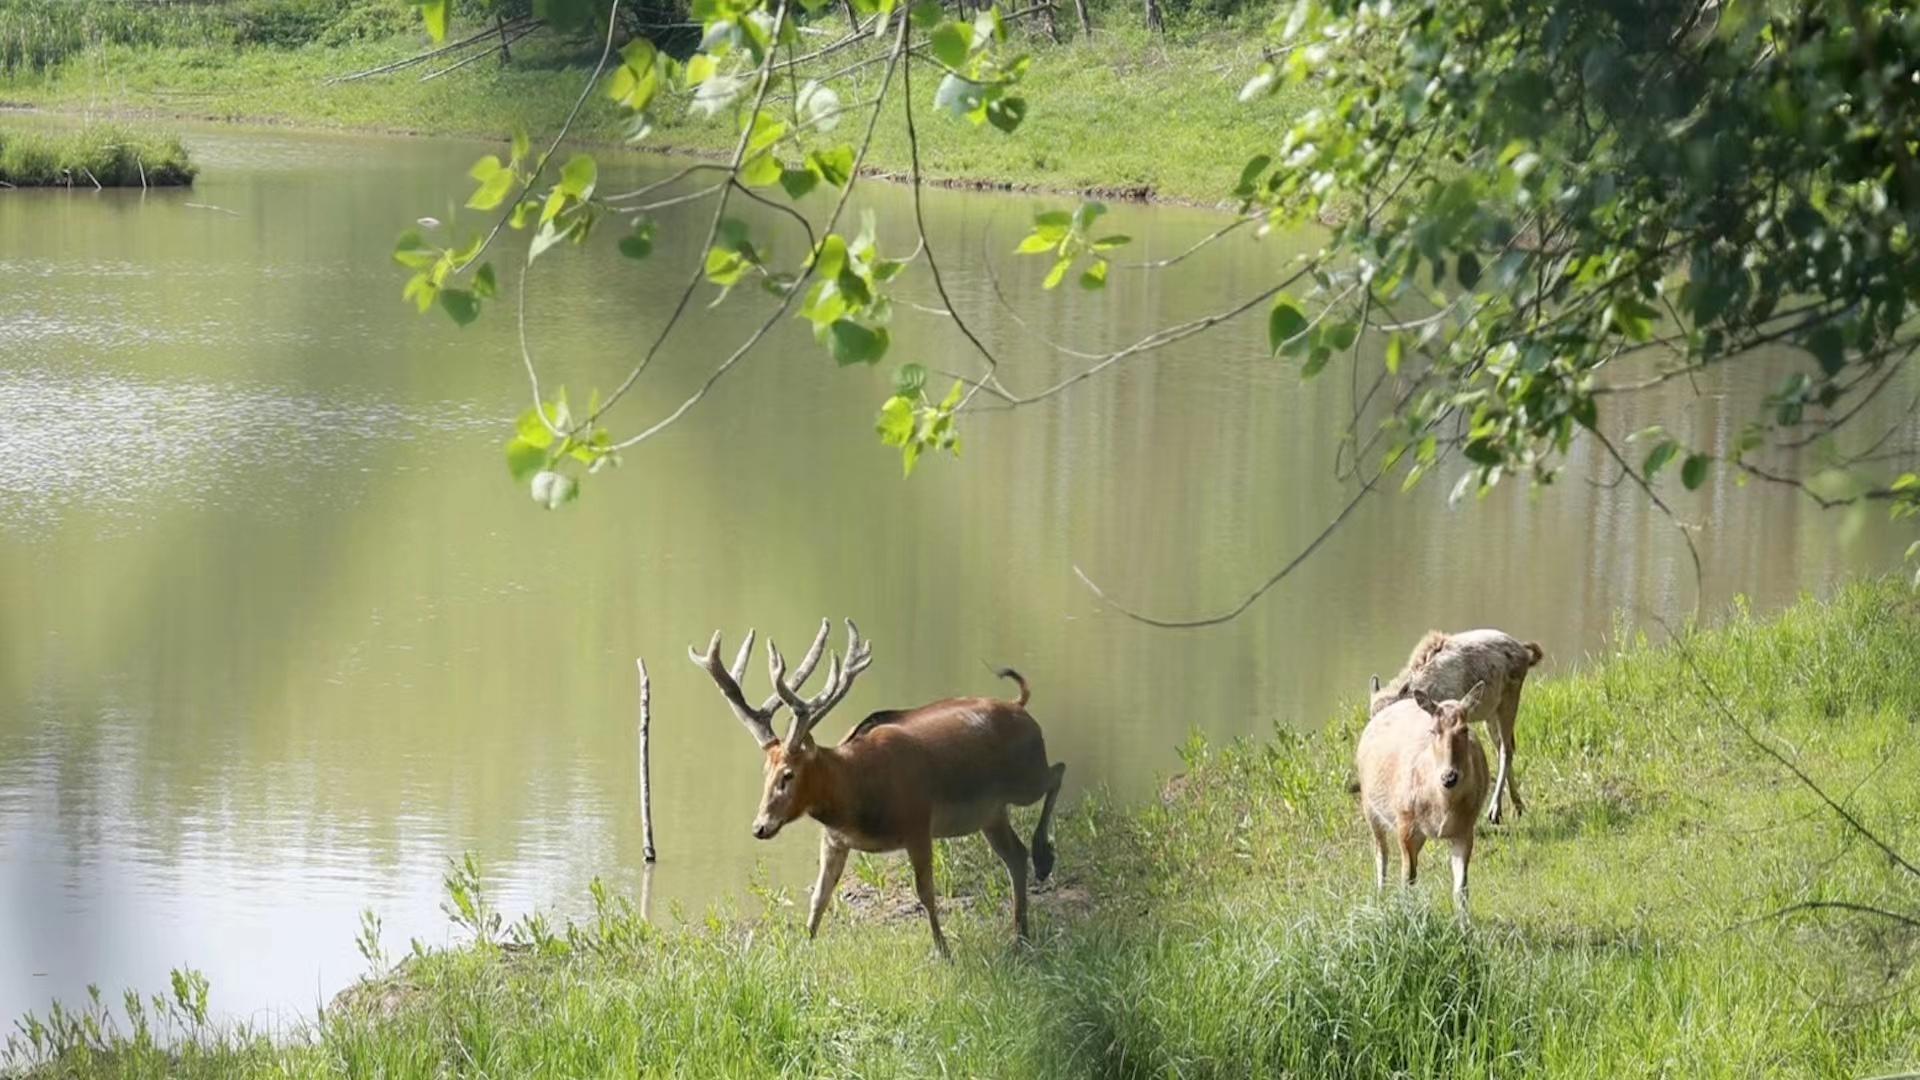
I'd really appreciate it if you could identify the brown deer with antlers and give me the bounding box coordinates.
[691,619,1067,959]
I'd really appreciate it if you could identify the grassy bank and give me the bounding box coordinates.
[9,580,1920,1077]
[2,20,1301,203]
[0,122,192,185]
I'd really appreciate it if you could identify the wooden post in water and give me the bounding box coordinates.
[637,658,657,863]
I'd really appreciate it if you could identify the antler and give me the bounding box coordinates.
[769,619,874,750]
[689,620,837,749]
[688,628,783,748]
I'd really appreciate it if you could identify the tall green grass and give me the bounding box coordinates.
[0,0,416,76]
[9,579,1920,1077]
[0,123,192,185]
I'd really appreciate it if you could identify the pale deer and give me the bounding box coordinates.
[1355,683,1490,913]
[690,619,1067,959]
[1370,629,1543,825]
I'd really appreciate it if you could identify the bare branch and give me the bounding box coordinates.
[902,44,1013,404]
[1073,457,1390,628]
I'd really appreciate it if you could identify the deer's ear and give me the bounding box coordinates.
[1370,674,1381,695]
[1411,688,1439,714]
[1458,680,1487,713]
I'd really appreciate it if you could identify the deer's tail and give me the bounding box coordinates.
[993,667,1031,707]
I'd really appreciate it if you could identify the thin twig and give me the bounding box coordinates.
[606,15,910,452]
[1665,625,1920,880]
[1073,457,1392,629]
[584,0,798,432]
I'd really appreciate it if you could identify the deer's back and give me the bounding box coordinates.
[837,698,1050,816]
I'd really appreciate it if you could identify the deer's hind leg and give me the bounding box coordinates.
[982,812,1031,941]
[1488,682,1525,824]
[907,831,951,960]
[1031,761,1066,883]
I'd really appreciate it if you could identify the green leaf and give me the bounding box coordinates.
[1301,346,1333,378]
[529,219,573,264]
[1807,324,1846,376]
[439,288,479,326]
[779,167,820,200]
[1385,332,1405,374]
[506,437,548,483]
[1079,259,1108,289]
[930,21,972,68]
[811,234,849,280]
[808,145,855,187]
[986,96,1027,134]
[893,362,927,395]
[1611,297,1657,342]
[1235,154,1271,196]
[516,407,557,448]
[828,320,889,365]
[740,151,782,188]
[1681,453,1711,490]
[472,263,498,299]
[1267,296,1308,355]
[1042,256,1072,290]
[1091,235,1131,252]
[934,73,985,118]
[1456,251,1482,289]
[1643,439,1679,479]
[559,154,597,200]
[1015,233,1057,255]
[530,470,579,510]
[393,229,437,269]
[909,0,943,27]
[619,219,656,260]
[876,394,915,444]
[1324,321,1358,351]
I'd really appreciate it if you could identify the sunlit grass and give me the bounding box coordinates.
[6,25,1308,203]
[0,122,192,185]
[9,579,1920,1077]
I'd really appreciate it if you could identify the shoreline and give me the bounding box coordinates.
[12,580,1919,1077]
[0,101,1215,207]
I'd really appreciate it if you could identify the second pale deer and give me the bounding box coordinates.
[691,619,1066,959]
[1371,629,1543,825]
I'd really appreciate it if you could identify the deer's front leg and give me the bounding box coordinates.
[808,833,849,939]
[906,832,951,960]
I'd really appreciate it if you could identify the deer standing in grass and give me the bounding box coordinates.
[1356,682,1490,913]
[1371,629,1543,824]
[691,619,1067,959]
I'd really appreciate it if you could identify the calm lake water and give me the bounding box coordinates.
[1,122,1912,1029]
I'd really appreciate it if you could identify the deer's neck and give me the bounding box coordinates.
[800,745,853,831]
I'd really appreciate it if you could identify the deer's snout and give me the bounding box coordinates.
[752,818,780,840]
[1440,769,1461,789]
